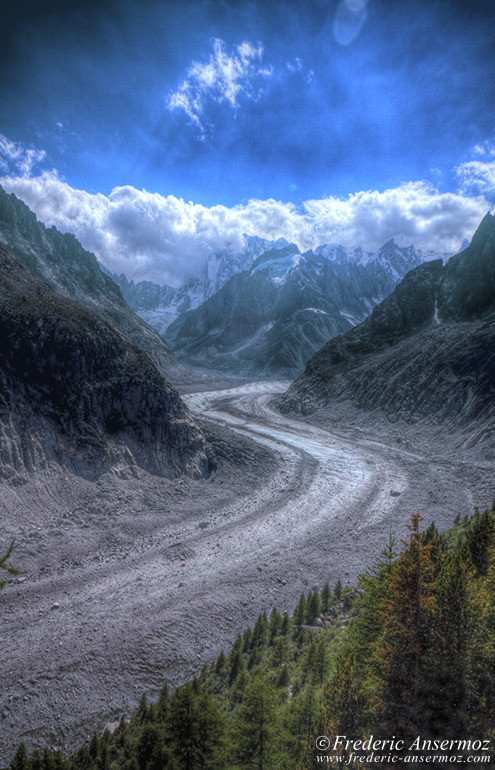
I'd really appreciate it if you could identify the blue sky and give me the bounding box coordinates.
[0,0,494,284]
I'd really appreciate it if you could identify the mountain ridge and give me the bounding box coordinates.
[0,186,177,379]
[280,213,495,441]
[163,238,449,377]
[0,243,213,480]
[108,235,451,341]
[104,236,291,335]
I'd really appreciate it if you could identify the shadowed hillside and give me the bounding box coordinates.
[0,244,213,480]
[0,186,177,379]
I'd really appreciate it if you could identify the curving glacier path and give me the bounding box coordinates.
[1,381,490,762]
[184,381,407,544]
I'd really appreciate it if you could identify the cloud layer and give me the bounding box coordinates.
[168,39,272,137]
[1,168,489,286]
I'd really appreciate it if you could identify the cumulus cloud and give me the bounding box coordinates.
[303,182,488,251]
[0,134,46,176]
[168,39,272,135]
[1,171,489,286]
[456,139,495,200]
[457,160,495,198]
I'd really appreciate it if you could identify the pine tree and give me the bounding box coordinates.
[136,724,166,770]
[215,650,226,675]
[272,637,289,668]
[10,743,29,770]
[251,612,269,648]
[427,550,469,736]
[313,636,331,687]
[375,513,436,736]
[276,664,290,688]
[286,685,321,769]
[323,661,364,760]
[167,682,224,770]
[89,733,99,761]
[242,628,253,652]
[52,753,67,770]
[42,748,56,770]
[31,749,43,770]
[233,673,279,769]
[73,744,91,769]
[465,531,495,738]
[293,593,307,626]
[280,613,290,636]
[229,644,244,684]
[157,681,170,719]
[306,591,321,623]
[231,668,249,704]
[320,582,331,613]
[269,609,282,641]
[97,741,109,770]
[136,694,148,724]
[464,506,495,576]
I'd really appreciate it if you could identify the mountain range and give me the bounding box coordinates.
[163,239,449,377]
[281,213,495,443]
[106,236,285,335]
[2,181,491,481]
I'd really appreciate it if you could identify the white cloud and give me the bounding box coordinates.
[303,182,488,251]
[457,160,495,198]
[286,57,303,73]
[1,171,489,287]
[0,135,46,177]
[168,39,272,135]
[456,138,495,200]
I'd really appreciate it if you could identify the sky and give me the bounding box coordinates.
[0,0,494,285]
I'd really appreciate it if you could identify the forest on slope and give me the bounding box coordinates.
[9,505,495,770]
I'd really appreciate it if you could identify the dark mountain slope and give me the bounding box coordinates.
[281,214,495,439]
[0,186,176,377]
[0,244,213,480]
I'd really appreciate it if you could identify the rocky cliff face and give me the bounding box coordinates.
[0,186,176,378]
[281,214,495,437]
[164,239,445,378]
[0,244,214,480]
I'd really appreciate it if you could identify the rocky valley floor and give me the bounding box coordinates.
[1,380,495,764]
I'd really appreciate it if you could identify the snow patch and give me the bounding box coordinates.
[433,300,441,325]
